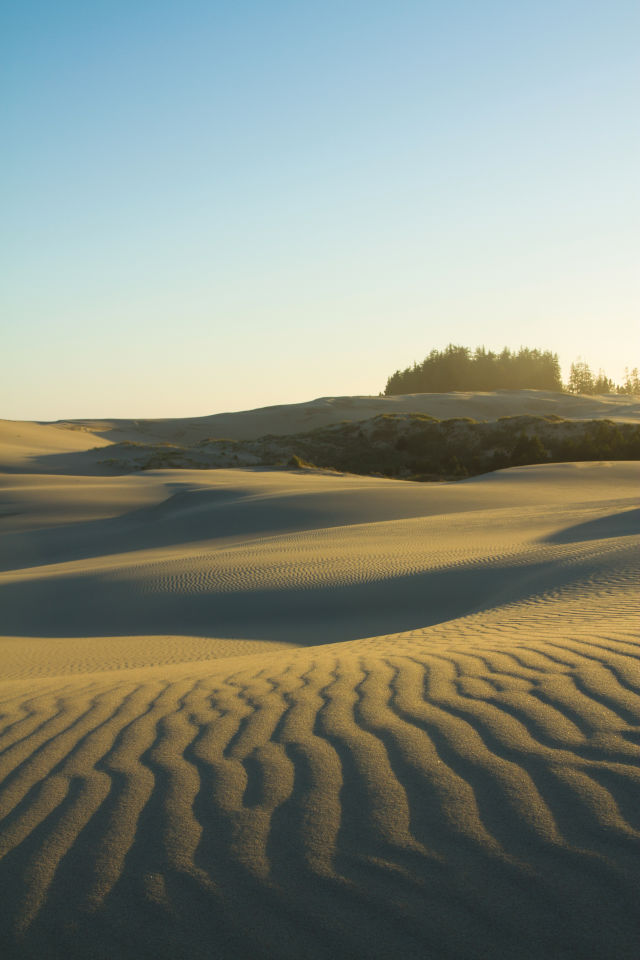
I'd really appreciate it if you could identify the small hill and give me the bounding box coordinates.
[2,390,640,475]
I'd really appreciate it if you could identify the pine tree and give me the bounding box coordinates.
[567,360,595,394]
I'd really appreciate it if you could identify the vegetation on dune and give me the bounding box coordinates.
[566,359,640,395]
[95,345,640,480]
[99,415,640,481]
[384,345,562,394]
[383,343,639,396]
[281,415,640,480]
[288,453,318,470]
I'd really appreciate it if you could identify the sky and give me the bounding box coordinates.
[2,0,639,420]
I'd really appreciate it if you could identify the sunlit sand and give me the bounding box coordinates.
[1,395,639,959]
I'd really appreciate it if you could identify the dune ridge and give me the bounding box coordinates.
[1,402,639,958]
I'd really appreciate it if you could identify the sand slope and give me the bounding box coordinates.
[1,419,639,957]
[2,389,640,475]
[58,389,640,443]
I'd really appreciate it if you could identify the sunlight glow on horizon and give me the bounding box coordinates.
[2,0,639,421]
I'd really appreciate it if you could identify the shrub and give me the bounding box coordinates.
[288,453,316,469]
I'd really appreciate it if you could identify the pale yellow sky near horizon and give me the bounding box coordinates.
[3,1,639,421]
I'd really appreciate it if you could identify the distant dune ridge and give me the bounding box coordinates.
[0,392,639,959]
[1,389,640,477]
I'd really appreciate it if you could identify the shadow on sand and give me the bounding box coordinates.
[544,508,640,544]
[0,550,613,646]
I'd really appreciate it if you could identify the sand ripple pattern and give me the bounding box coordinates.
[1,464,639,958]
[1,627,639,960]
[128,524,636,598]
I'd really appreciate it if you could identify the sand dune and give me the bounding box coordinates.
[57,389,640,445]
[2,389,640,475]
[1,406,639,958]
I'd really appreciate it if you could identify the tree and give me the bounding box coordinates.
[592,370,615,393]
[384,344,562,395]
[567,359,595,394]
[619,367,640,395]
[510,432,549,465]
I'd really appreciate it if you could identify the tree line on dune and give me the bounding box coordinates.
[383,344,640,396]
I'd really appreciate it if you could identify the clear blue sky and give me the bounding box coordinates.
[2,0,639,420]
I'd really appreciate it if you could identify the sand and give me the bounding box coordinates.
[2,389,640,476]
[1,395,639,959]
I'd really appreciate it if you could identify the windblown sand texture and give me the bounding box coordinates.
[1,397,639,959]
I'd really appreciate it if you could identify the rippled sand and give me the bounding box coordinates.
[1,456,638,959]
